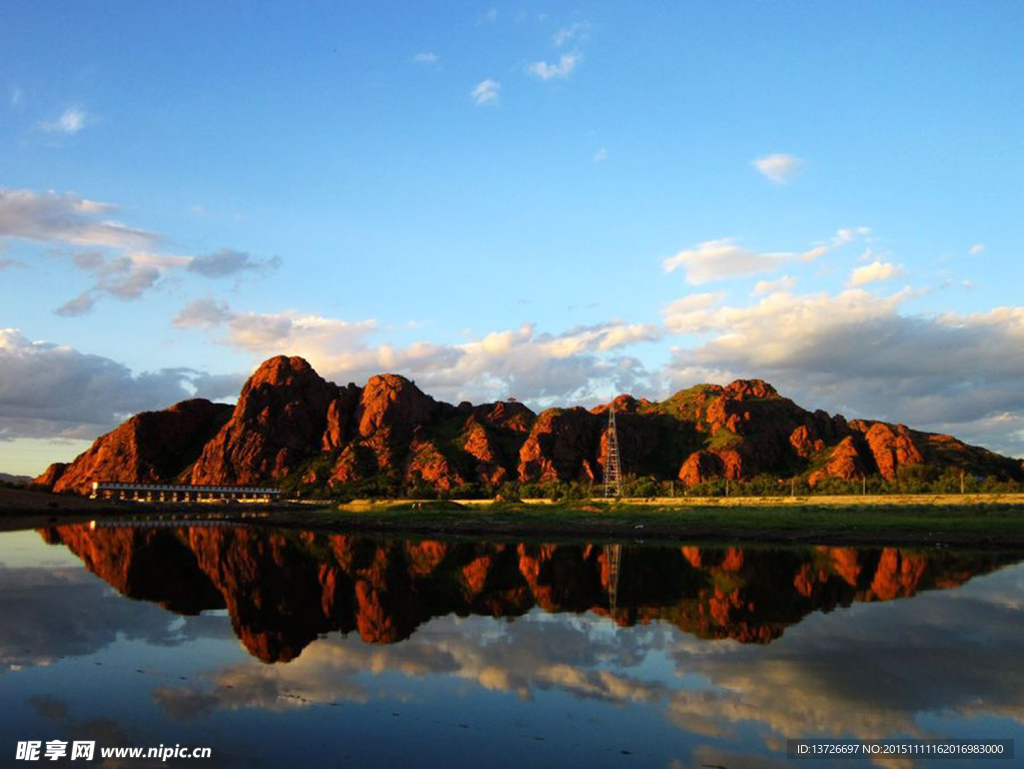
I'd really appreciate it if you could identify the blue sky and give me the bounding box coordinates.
[2,1,1023,474]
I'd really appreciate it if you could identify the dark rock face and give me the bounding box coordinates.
[43,400,232,494]
[518,408,603,483]
[678,450,724,486]
[321,383,363,451]
[40,355,1023,493]
[859,422,925,480]
[354,374,447,468]
[809,436,870,486]
[41,524,1018,662]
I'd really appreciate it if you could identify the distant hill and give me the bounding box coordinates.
[34,355,1024,496]
[0,473,32,486]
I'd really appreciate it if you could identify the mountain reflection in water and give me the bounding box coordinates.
[39,524,1019,662]
[2,525,1021,767]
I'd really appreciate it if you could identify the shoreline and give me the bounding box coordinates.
[3,487,1024,548]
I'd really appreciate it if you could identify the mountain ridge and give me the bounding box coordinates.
[35,355,1023,496]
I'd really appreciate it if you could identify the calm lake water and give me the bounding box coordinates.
[1,523,1022,767]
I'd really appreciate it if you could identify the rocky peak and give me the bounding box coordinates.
[190,357,336,484]
[357,374,439,439]
[591,394,640,415]
[472,400,536,432]
[722,379,779,400]
[240,356,335,404]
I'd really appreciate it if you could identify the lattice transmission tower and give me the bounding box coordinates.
[603,406,622,498]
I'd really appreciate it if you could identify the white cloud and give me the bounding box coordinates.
[663,293,726,334]
[412,52,439,65]
[553,22,589,47]
[663,238,787,285]
[752,153,804,184]
[753,275,797,295]
[527,52,580,81]
[223,311,379,360]
[592,148,608,163]
[800,227,871,261]
[10,87,22,108]
[663,228,871,285]
[849,260,901,287]
[38,107,88,135]
[180,301,659,406]
[470,79,500,106]
[970,243,985,255]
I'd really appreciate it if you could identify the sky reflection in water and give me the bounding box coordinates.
[1,526,1021,767]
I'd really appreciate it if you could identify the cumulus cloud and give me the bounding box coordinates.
[38,107,88,135]
[527,52,580,81]
[0,329,233,441]
[752,153,804,184]
[663,293,726,334]
[412,52,439,65]
[753,275,797,295]
[470,79,500,106]
[663,228,870,285]
[661,288,1024,456]
[663,238,787,284]
[176,300,660,406]
[970,243,985,255]
[849,260,901,287]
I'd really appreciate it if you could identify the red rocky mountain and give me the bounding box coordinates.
[35,355,1022,493]
[48,399,232,495]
